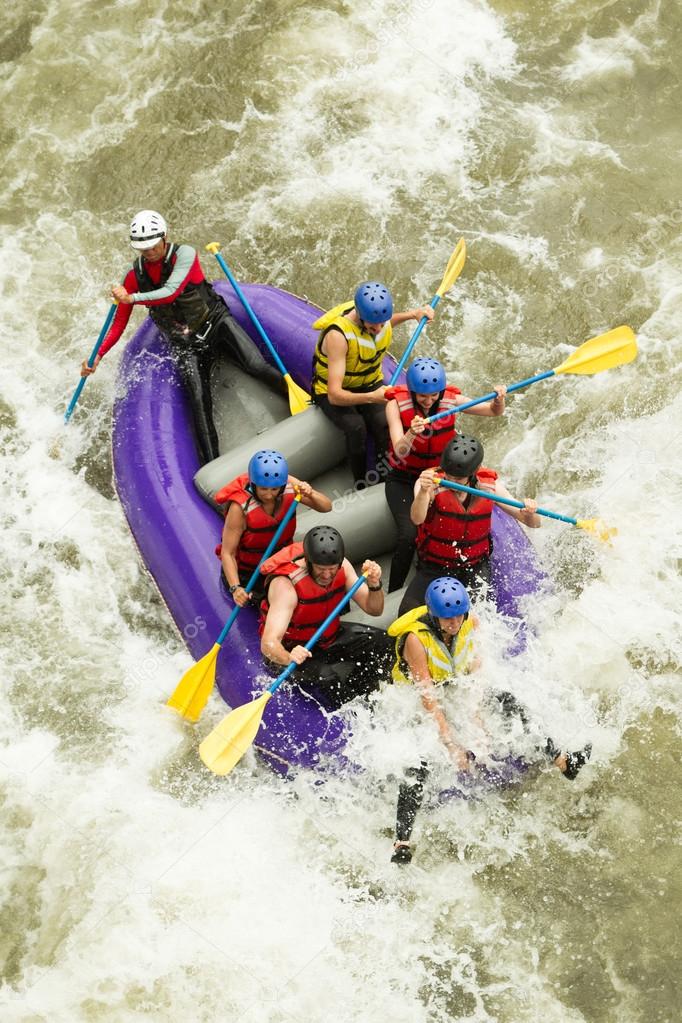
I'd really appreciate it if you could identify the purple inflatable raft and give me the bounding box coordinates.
[112,281,545,778]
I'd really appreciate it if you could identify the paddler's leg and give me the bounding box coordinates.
[324,623,394,702]
[263,650,349,713]
[213,304,287,396]
[494,691,530,729]
[314,395,370,487]
[399,554,493,614]
[168,338,221,464]
[392,760,430,864]
[385,474,418,591]
[398,562,441,615]
[358,403,389,474]
[545,739,592,780]
[276,624,393,711]
[494,695,592,781]
[460,557,492,597]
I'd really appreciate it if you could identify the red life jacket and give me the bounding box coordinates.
[387,385,461,477]
[416,468,498,567]
[214,474,297,573]
[259,542,346,650]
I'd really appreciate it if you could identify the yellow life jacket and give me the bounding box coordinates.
[388,606,476,685]
[311,302,393,396]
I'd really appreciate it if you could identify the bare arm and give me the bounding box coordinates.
[386,398,428,461]
[289,478,332,512]
[410,469,438,526]
[325,330,386,407]
[403,633,470,769]
[386,398,407,454]
[390,306,435,327]
[457,384,506,417]
[260,578,307,666]
[342,558,384,616]
[220,504,250,606]
[494,479,541,528]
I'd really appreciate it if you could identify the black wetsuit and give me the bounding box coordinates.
[99,243,284,464]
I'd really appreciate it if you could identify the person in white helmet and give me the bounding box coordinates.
[79,210,284,463]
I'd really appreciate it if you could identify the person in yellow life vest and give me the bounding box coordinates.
[311,281,434,488]
[214,449,332,606]
[399,433,541,614]
[259,525,393,711]
[387,577,592,866]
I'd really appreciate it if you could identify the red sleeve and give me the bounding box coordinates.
[98,269,137,357]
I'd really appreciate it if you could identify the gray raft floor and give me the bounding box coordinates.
[198,357,409,629]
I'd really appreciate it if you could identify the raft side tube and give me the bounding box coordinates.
[194,406,346,508]
[294,483,398,564]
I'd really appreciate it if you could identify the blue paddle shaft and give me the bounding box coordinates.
[428,369,557,425]
[64,303,117,423]
[216,496,301,646]
[211,250,288,378]
[439,478,577,526]
[268,574,369,695]
[389,294,441,386]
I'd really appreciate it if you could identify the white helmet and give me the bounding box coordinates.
[130,210,167,250]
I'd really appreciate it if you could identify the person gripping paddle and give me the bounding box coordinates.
[79,210,285,464]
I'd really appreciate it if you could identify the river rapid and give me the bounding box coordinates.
[1,2,681,1021]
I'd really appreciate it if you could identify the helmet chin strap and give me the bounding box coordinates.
[424,612,455,647]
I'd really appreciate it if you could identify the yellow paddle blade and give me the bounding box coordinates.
[283,373,311,415]
[166,643,220,723]
[436,237,467,297]
[576,518,617,544]
[554,326,637,376]
[199,692,273,776]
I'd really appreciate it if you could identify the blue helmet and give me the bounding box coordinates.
[248,449,288,488]
[354,281,393,324]
[406,357,447,394]
[425,577,470,618]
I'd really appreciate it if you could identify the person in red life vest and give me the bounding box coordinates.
[398,434,541,614]
[214,449,332,606]
[310,281,435,489]
[79,210,284,465]
[259,525,393,711]
[384,357,507,592]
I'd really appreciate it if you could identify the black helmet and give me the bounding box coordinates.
[440,434,483,477]
[303,525,345,566]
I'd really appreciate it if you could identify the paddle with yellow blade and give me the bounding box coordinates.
[389,238,467,386]
[199,572,369,776]
[439,479,616,543]
[206,243,310,415]
[166,493,302,723]
[427,325,637,425]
